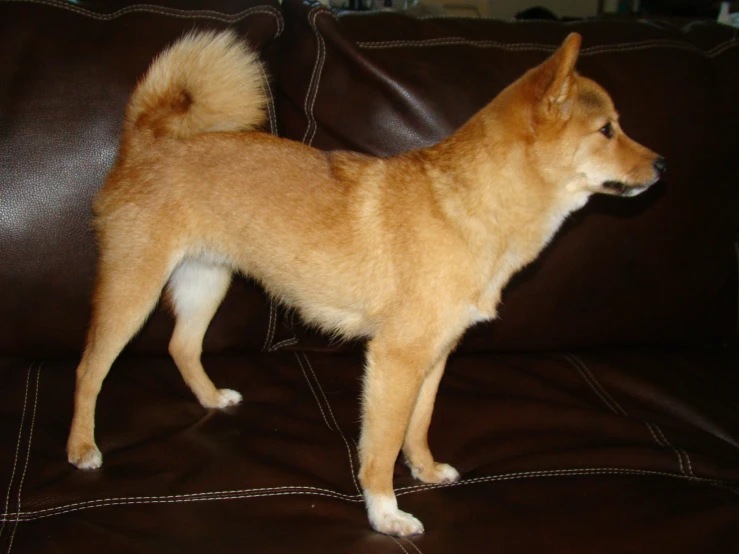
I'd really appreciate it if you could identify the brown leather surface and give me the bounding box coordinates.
[1,347,738,552]
[1,0,738,552]
[277,0,739,351]
[0,0,287,357]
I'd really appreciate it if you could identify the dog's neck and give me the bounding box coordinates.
[420,114,592,315]
[429,122,585,252]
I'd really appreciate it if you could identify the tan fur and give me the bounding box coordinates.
[67,31,663,536]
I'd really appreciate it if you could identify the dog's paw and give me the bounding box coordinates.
[370,507,425,537]
[410,462,460,484]
[202,388,242,409]
[215,388,243,407]
[68,443,103,470]
[365,494,425,537]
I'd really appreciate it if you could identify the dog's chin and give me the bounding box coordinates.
[600,180,650,197]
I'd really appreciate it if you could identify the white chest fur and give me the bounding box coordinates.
[467,189,591,329]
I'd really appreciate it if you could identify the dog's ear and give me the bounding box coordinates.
[532,33,582,122]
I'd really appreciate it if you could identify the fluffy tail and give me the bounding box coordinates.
[123,30,268,141]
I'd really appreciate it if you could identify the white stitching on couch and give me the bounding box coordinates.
[294,352,334,431]
[259,65,279,138]
[643,420,687,475]
[393,467,739,496]
[7,364,40,554]
[269,337,299,352]
[390,537,411,554]
[262,302,277,352]
[5,0,284,34]
[301,6,324,144]
[564,353,627,416]
[354,36,738,58]
[649,422,695,477]
[293,352,362,494]
[563,353,695,478]
[299,352,362,494]
[0,366,32,541]
[264,304,299,353]
[356,37,555,51]
[2,485,363,520]
[707,38,739,57]
[3,489,364,522]
[302,7,334,146]
[400,536,423,554]
[3,466,735,522]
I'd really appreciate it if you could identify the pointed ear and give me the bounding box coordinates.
[535,33,582,121]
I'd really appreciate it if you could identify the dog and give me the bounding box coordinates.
[67,30,665,536]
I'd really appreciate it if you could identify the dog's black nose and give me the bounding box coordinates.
[653,157,667,176]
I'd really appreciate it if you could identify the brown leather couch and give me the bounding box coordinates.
[1,0,738,552]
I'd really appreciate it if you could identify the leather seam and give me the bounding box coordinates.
[3,467,736,522]
[354,37,738,58]
[262,302,277,352]
[399,536,423,554]
[302,7,333,146]
[293,352,333,430]
[259,63,279,138]
[3,0,284,37]
[6,364,40,554]
[0,365,32,543]
[390,537,411,554]
[564,353,696,478]
[268,337,299,352]
[294,352,362,494]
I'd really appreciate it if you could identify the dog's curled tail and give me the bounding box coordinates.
[124,30,268,141]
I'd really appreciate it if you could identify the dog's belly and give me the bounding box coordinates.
[252,271,374,339]
[301,303,373,339]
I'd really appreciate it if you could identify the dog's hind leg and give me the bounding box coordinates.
[67,242,179,470]
[166,258,241,408]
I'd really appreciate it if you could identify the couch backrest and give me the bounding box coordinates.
[277,0,739,352]
[0,0,286,357]
[1,0,737,358]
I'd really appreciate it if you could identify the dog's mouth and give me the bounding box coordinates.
[601,180,650,197]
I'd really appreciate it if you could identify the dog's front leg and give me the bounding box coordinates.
[402,349,460,485]
[358,336,440,536]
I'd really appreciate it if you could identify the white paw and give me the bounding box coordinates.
[410,462,460,484]
[213,388,242,408]
[365,493,425,536]
[201,388,242,409]
[68,443,103,470]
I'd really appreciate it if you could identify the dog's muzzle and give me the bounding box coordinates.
[653,156,667,178]
[602,156,666,197]
[602,180,649,197]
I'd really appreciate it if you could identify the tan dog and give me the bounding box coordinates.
[67,30,664,536]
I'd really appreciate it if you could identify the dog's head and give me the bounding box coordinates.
[510,33,665,199]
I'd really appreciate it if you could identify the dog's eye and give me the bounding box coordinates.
[599,122,614,139]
